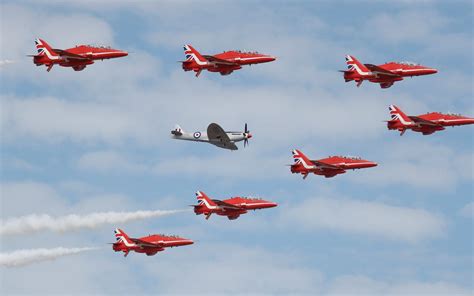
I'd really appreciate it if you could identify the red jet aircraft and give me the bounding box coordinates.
[181,44,276,77]
[31,38,128,72]
[112,228,193,257]
[193,191,277,220]
[341,55,437,88]
[290,149,377,179]
[387,105,474,136]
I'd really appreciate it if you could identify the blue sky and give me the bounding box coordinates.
[1,0,473,295]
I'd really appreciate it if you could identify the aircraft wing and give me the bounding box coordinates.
[202,55,239,66]
[52,49,91,61]
[207,123,238,150]
[310,160,341,170]
[364,64,401,77]
[211,141,238,150]
[408,116,441,127]
[212,199,243,210]
[131,238,163,248]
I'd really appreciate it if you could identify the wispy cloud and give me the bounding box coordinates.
[459,202,473,218]
[77,150,148,173]
[327,274,471,296]
[1,209,188,235]
[282,197,446,242]
[0,247,99,268]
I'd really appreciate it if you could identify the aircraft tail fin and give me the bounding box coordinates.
[183,44,207,64]
[35,38,58,58]
[388,105,411,124]
[196,191,217,208]
[171,124,184,136]
[345,55,369,74]
[114,228,134,246]
[292,149,313,168]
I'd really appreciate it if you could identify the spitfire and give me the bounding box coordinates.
[181,44,276,77]
[290,149,377,179]
[112,228,193,257]
[387,105,474,136]
[171,123,252,150]
[341,55,437,88]
[31,38,128,72]
[193,191,277,220]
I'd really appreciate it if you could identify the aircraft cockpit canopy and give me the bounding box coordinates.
[85,44,112,49]
[242,196,262,200]
[337,156,362,160]
[399,61,420,66]
[231,50,261,54]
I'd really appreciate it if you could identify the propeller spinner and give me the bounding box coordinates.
[243,123,252,147]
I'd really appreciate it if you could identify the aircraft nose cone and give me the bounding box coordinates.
[368,162,378,168]
[268,202,278,208]
[266,56,277,62]
[182,239,194,246]
[425,67,437,74]
[118,51,128,57]
[259,55,276,63]
[246,133,252,139]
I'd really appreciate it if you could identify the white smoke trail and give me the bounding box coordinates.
[0,60,15,67]
[1,209,188,235]
[0,247,98,268]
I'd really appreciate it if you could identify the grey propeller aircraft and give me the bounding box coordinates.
[171,123,252,150]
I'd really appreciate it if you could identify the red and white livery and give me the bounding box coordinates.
[290,149,377,179]
[387,105,474,136]
[193,191,277,220]
[31,38,128,72]
[341,55,437,88]
[181,44,276,77]
[112,228,193,257]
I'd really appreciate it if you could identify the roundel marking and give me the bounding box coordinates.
[193,132,201,139]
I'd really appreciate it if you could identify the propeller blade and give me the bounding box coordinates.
[244,123,248,133]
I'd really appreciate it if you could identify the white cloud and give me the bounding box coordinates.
[282,197,446,242]
[1,181,68,217]
[2,157,39,172]
[153,150,288,179]
[77,150,148,173]
[141,243,324,294]
[351,141,473,189]
[1,96,144,144]
[459,202,473,219]
[362,10,448,45]
[327,275,471,296]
